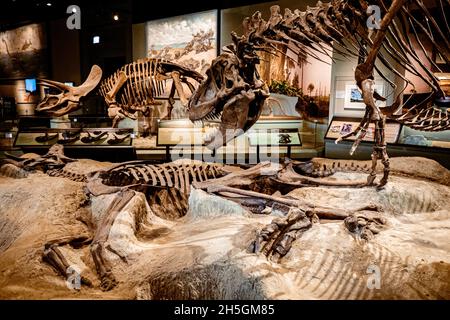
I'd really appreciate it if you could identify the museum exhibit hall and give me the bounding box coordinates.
[0,0,449,303]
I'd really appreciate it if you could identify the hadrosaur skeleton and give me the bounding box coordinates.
[1,145,385,290]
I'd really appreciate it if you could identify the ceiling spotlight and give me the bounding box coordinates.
[113,14,119,21]
[46,2,52,6]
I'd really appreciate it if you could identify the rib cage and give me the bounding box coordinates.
[46,168,87,182]
[98,58,167,108]
[311,161,371,177]
[395,104,450,131]
[242,0,450,131]
[100,161,225,194]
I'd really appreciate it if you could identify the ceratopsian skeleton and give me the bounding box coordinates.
[37,58,204,130]
[1,145,387,290]
[187,0,450,187]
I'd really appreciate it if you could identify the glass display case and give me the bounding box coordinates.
[399,126,450,149]
[140,118,324,163]
[15,128,134,148]
[12,127,136,162]
[325,116,450,168]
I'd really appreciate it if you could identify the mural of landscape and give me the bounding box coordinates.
[0,23,48,79]
[258,44,331,122]
[146,10,217,75]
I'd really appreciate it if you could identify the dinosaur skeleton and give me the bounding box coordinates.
[36,1,448,185]
[1,145,386,290]
[15,0,448,290]
[1,144,76,172]
[187,0,450,187]
[37,58,204,130]
[36,65,103,117]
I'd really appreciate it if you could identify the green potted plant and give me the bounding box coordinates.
[265,80,303,117]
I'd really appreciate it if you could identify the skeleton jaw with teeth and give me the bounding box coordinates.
[188,32,269,150]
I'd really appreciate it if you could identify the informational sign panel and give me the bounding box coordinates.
[247,130,302,146]
[325,119,401,144]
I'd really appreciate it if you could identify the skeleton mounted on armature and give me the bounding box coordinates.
[37,0,449,186]
[36,59,204,134]
[188,0,449,188]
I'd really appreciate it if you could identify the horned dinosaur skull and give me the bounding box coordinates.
[36,65,102,117]
[188,32,269,150]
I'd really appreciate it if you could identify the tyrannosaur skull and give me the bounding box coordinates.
[36,65,102,117]
[188,32,269,150]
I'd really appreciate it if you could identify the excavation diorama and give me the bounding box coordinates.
[0,0,449,299]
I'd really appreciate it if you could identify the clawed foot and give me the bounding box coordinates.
[100,272,118,291]
[377,177,388,189]
[344,211,387,240]
[365,174,388,190]
[366,173,377,186]
[249,208,313,261]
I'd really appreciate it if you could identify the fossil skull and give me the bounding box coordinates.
[188,33,269,150]
[36,65,102,117]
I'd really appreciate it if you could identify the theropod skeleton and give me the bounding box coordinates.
[187,0,450,187]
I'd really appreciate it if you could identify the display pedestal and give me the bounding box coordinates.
[50,116,71,129]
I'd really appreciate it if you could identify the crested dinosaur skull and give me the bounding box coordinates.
[188,33,269,150]
[36,65,102,117]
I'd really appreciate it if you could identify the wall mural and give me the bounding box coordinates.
[258,43,331,122]
[0,23,48,79]
[146,10,217,75]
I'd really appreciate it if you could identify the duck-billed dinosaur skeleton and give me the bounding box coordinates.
[36,59,204,129]
[1,145,387,290]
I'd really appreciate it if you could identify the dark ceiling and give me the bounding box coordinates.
[0,0,276,31]
[1,0,444,32]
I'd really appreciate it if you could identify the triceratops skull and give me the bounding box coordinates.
[36,65,102,117]
[188,33,269,150]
